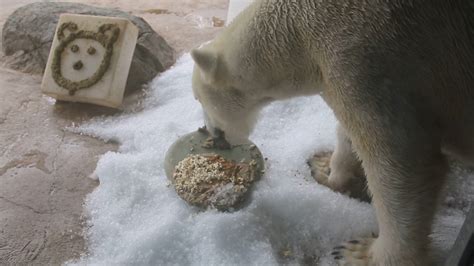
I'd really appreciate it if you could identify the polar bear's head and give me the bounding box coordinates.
[191,46,271,144]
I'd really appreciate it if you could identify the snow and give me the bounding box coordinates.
[70,54,470,265]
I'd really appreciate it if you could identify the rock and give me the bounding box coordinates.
[1,2,175,92]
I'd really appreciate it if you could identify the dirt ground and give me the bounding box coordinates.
[0,0,227,264]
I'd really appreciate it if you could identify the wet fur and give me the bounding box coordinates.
[191,0,474,265]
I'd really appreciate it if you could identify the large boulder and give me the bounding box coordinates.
[1,2,175,91]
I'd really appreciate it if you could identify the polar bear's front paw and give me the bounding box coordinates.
[331,237,376,266]
[307,151,332,186]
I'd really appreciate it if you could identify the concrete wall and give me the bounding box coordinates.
[226,0,254,25]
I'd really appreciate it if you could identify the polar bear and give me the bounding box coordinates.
[190,0,474,265]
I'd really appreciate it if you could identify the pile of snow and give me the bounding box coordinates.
[71,55,469,265]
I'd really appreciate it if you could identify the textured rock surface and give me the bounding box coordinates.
[0,67,117,265]
[2,2,175,91]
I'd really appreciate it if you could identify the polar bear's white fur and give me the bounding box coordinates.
[191,0,474,265]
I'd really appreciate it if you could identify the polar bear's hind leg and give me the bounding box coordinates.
[338,103,448,265]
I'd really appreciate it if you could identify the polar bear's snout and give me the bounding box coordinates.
[190,47,261,145]
[202,111,221,137]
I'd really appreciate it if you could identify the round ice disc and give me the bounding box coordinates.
[164,130,265,181]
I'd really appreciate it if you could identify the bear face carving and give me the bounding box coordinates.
[51,22,120,95]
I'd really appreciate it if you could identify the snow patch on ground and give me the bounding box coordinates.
[71,55,470,265]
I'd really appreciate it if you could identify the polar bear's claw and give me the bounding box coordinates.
[331,237,376,266]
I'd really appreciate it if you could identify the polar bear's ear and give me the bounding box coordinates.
[191,48,219,81]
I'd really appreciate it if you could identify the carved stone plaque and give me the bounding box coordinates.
[41,14,138,108]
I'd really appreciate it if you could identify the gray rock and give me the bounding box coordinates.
[1,2,175,91]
